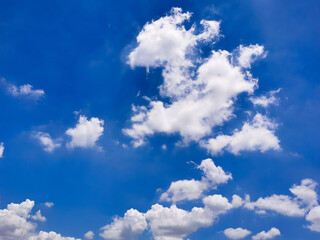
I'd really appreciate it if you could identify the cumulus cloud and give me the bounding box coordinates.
[252,228,280,240]
[306,206,320,232]
[250,89,281,108]
[66,115,104,149]
[123,7,271,150]
[235,44,265,69]
[29,231,80,240]
[0,142,4,158]
[224,227,251,239]
[245,179,318,217]
[1,78,44,100]
[145,204,213,240]
[100,193,241,240]
[290,178,318,209]
[160,158,232,202]
[35,132,61,152]
[146,194,241,240]
[0,198,80,240]
[0,199,36,239]
[100,209,148,240]
[31,210,46,222]
[84,231,94,239]
[201,113,280,155]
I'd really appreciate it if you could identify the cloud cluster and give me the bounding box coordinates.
[0,199,80,240]
[34,115,104,152]
[245,179,318,217]
[100,194,242,240]
[100,159,242,240]
[123,7,279,156]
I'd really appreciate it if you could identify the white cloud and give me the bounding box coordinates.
[101,193,241,240]
[146,195,241,240]
[35,132,61,152]
[198,158,232,185]
[1,78,45,100]
[160,158,232,203]
[100,209,148,240]
[250,89,281,108]
[235,44,265,69]
[123,7,268,149]
[0,142,4,158]
[203,194,243,214]
[29,231,80,240]
[66,115,104,149]
[44,202,54,208]
[224,228,251,239]
[145,204,213,240]
[290,178,318,209]
[201,114,280,155]
[306,206,320,232]
[128,7,195,69]
[245,179,318,217]
[31,210,46,222]
[160,179,207,203]
[252,228,280,240]
[0,199,36,239]
[245,194,305,217]
[84,231,94,239]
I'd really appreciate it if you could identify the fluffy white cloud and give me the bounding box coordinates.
[290,178,318,209]
[101,193,241,240]
[201,114,280,155]
[128,7,195,69]
[0,142,4,158]
[160,179,207,203]
[147,194,241,240]
[245,179,318,217]
[100,209,148,240]
[66,115,104,149]
[224,228,251,239]
[306,206,320,232]
[203,194,243,214]
[29,231,80,240]
[235,44,265,69]
[84,231,94,239]
[123,7,270,149]
[31,210,46,222]
[1,78,44,100]
[0,199,36,239]
[160,158,232,202]
[35,132,61,152]
[250,89,280,108]
[252,228,280,240]
[145,204,213,240]
[245,194,305,217]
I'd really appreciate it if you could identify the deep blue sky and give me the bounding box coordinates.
[0,0,319,239]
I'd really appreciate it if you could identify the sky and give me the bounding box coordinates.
[0,0,320,239]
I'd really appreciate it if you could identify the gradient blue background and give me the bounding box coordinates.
[0,0,319,239]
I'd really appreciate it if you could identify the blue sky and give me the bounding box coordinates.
[0,0,319,239]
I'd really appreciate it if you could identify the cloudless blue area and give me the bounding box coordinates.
[0,0,319,239]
